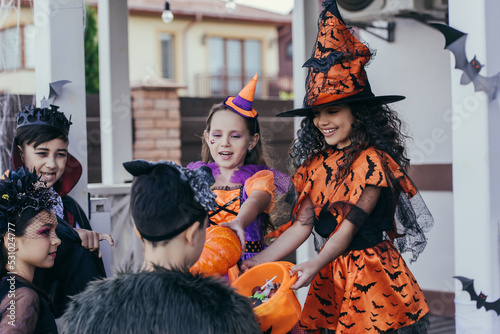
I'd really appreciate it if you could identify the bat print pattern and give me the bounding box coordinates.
[294,147,429,330]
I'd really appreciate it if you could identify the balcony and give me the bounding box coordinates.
[194,73,293,98]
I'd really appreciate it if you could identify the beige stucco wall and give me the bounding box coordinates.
[1,8,280,97]
[128,15,279,96]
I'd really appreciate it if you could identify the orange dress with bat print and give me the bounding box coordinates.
[287,147,431,333]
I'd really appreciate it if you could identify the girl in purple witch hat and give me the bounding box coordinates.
[188,74,295,281]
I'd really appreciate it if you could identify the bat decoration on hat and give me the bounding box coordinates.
[430,23,500,101]
[454,276,500,315]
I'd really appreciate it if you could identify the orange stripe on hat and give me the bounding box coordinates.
[223,73,258,118]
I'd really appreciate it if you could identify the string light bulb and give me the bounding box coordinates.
[162,2,174,24]
[225,0,236,12]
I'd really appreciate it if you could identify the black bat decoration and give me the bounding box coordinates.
[384,268,403,281]
[318,270,329,280]
[330,29,340,42]
[372,300,384,309]
[316,41,336,55]
[314,292,333,306]
[303,51,344,73]
[40,80,71,108]
[318,192,325,204]
[405,308,423,321]
[338,320,355,329]
[365,249,375,257]
[349,73,364,91]
[263,326,273,334]
[454,276,500,315]
[365,155,376,180]
[430,23,500,101]
[343,183,350,196]
[354,282,377,293]
[323,161,335,185]
[353,305,366,313]
[390,283,408,293]
[318,308,335,318]
[375,171,383,186]
[355,263,365,271]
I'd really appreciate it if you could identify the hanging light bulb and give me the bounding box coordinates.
[225,0,236,12]
[162,2,174,24]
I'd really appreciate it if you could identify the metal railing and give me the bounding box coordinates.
[194,73,293,98]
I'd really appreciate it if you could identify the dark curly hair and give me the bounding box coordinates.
[290,102,410,180]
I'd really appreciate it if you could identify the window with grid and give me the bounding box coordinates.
[0,25,35,71]
[208,37,261,96]
[160,33,174,79]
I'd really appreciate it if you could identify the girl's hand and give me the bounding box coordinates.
[240,257,261,272]
[290,259,323,290]
[219,220,246,253]
[75,229,114,258]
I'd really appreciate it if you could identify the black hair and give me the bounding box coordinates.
[0,208,42,278]
[129,164,206,246]
[60,268,262,334]
[290,102,410,180]
[15,124,68,149]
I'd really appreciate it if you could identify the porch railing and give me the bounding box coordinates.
[88,183,142,274]
[194,73,293,98]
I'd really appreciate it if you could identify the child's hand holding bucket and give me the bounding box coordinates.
[290,258,324,289]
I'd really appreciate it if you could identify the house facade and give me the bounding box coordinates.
[2,0,292,98]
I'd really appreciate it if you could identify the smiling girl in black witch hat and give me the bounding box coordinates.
[241,0,434,333]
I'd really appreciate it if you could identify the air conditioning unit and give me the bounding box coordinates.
[337,0,447,22]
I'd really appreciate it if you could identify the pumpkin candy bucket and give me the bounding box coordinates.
[231,261,302,334]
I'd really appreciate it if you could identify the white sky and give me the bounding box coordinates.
[235,0,294,15]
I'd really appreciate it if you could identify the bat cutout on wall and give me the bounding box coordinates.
[453,276,500,315]
[430,23,500,101]
[40,80,72,108]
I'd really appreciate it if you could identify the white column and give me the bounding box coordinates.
[98,0,133,184]
[293,0,320,305]
[450,0,500,332]
[34,0,88,211]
